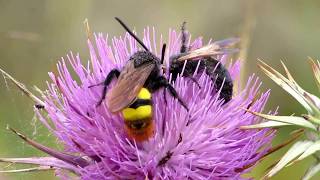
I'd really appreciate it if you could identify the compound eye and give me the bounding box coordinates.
[131,121,147,130]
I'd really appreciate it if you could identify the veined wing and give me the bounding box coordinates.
[106,60,155,113]
[177,38,239,61]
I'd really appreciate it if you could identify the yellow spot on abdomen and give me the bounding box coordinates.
[122,105,152,121]
[137,88,151,100]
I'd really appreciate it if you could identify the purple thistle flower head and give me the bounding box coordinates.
[1,21,274,179]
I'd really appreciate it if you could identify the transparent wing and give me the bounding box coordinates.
[177,38,239,61]
[106,60,155,112]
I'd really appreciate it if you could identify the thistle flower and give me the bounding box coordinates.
[0,22,274,179]
[243,59,320,179]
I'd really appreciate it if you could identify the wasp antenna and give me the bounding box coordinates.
[160,43,167,65]
[180,21,188,53]
[114,17,149,51]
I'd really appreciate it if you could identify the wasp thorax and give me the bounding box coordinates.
[130,51,159,68]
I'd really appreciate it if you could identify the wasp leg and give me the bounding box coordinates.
[156,76,189,111]
[96,69,120,106]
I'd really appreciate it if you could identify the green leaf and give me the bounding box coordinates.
[302,161,320,180]
[266,140,313,177]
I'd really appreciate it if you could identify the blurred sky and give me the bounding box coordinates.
[1,0,320,179]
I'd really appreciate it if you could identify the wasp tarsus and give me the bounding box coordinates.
[177,133,183,145]
[35,104,45,109]
[158,151,173,166]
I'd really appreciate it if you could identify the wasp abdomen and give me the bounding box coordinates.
[204,57,233,103]
[122,88,154,141]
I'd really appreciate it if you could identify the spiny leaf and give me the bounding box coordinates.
[241,120,290,129]
[266,140,313,178]
[279,61,320,111]
[258,60,320,115]
[309,57,320,91]
[302,161,320,180]
[302,114,320,126]
[235,129,303,173]
[304,92,320,112]
[296,140,320,162]
[280,60,297,84]
[243,109,317,131]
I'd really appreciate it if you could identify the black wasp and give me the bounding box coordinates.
[89,18,189,141]
[168,22,239,103]
[91,17,188,113]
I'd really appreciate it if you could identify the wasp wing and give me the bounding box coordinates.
[106,60,155,113]
[177,38,240,61]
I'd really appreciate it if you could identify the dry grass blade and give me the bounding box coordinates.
[84,18,93,42]
[33,85,46,98]
[0,166,54,173]
[309,57,320,91]
[8,127,89,168]
[0,157,78,173]
[0,67,45,108]
[239,0,257,89]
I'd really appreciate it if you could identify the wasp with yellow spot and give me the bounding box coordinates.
[90,17,188,142]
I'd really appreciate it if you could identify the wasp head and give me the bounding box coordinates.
[130,51,159,68]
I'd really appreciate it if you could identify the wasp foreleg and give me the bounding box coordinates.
[95,69,120,106]
[156,76,189,111]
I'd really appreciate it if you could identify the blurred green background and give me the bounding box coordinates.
[1,0,320,179]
